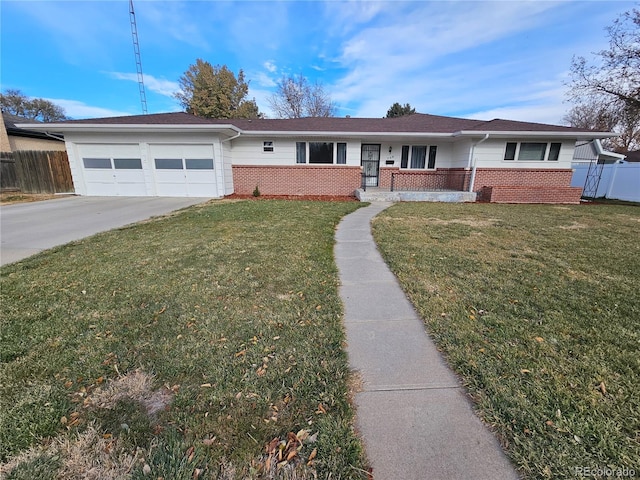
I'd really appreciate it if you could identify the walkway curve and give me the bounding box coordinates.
[334,202,520,480]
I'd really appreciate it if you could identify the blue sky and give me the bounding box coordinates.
[1,0,634,123]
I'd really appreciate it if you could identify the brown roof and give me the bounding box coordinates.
[60,112,215,125]
[48,112,606,135]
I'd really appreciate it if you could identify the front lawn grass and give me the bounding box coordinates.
[372,203,640,479]
[0,199,367,479]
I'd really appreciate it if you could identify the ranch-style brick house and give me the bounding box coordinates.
[20,112,615,203]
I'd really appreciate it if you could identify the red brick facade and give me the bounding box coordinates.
[231,165,582,203]
[232,165,361,196]
[473,168,582,204]
[479,186,583,204]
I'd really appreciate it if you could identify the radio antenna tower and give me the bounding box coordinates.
[129,0,148,114]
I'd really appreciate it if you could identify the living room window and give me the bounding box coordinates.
[504,142,562,161]
[400,145,437,169]
[309,142,334,164]
[296,142,345,164]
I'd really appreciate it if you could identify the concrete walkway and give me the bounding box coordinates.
[334,202,520,480]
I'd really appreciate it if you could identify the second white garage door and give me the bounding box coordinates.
[149,144,218,197]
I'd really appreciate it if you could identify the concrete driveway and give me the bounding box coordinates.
[0,196,211,266]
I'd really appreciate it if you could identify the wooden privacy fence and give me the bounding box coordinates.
[1,154,19,191]
[0,150,74,194]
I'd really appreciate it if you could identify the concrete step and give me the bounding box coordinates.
[355,189,477,202]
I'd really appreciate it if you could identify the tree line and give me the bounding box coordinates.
[2,5,637,151]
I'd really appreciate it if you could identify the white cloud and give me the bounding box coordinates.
[47,99,132,120]
[264,61,278,73]
[108,72,179,98]
[254,72,278,88]
[327,1,565,118]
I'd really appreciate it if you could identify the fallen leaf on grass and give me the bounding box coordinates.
[598,381,607,395]
[308,448,317,461]
[316,403,327,414]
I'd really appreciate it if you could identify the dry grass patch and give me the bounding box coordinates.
[1,200,368,479]
[372,202,640,479]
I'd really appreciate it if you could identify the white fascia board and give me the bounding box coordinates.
[15,123,242,137]
[593,139,626,161]
[238,130,453,138]
[454,130,617,139]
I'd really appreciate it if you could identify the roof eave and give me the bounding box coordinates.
[454,130,618,139]
[239,130,454,137]
[15,123,242,136]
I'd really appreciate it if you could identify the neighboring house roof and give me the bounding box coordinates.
[2,112,64,142]
[18,111,616,140]
[623,150,640,162]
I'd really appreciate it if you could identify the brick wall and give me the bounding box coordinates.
[473,168,581,204]
[479,186,583,204]
[232,165,361,196]
[380,167,471,191]
[473,168,574,189]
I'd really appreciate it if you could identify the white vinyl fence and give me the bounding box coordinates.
[571,162,640,202]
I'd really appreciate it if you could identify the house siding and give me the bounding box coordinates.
[473,139,576,168]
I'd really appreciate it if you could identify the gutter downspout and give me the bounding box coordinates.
[468,134,490,192]
[220,129,242,196]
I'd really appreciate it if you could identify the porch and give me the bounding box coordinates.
[357,168,477,202]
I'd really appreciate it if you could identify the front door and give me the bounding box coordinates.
[361,144,381,187]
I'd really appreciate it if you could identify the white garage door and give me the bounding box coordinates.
[150,144,217,197]
[79,144,147,196]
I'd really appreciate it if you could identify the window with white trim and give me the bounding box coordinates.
[263,141,274,152]
[504,142,562,161]
[294,142,348,165]
[400,145,437,169]
[296,142,306,163]
[337,142,347,164]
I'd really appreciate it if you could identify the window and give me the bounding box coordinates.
[309,142,334,164]
[296,142,306,164]
[519,143,547,161]
[548,143,561,161]
[504,143,517,161]
[83,158,111,169]
[400,145,437,169]
[186,159,214,170]
[337,143,347,164]
[503,142,563,161]
[155,158,183,169]
[411,146,427,169]
[401,146,409,168]
[113,158,142,169]
[263,141,274,153]
[428,146,437,169]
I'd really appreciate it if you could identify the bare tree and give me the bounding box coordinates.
[566,8,640,152]
[564,99,639,152]
[268,75,336,118]
[1,89,68,121]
